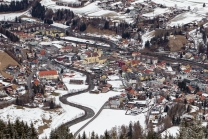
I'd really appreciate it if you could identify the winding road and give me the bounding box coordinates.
[24,28,208,138]
[57,32,208,137]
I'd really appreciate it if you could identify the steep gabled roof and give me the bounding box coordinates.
[39,70,58,76]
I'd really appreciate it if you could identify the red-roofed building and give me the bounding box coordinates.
[61,46,73,52]
[200,96,205,101]
[33,79,39,86]
[132,52,141,57]
[38,70,58,80]
[184,69,191,73]
[157,61,166,69]
[187,85,195,93]
[173,98,181,102]
[131,60,140,67]
[121,65,128,71]
[143,69,153,74]
[120,93,126,97]
[196,91,202,96]
[40,50,45,55]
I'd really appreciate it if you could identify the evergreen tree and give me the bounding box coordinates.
[188,119,204,139]
[16,97,19,105]
[127,122,133,139]
[82,131,86,139]
[29,122,38,139]
[203,122,208,138]
[95,134,99,139]
[164,105,169,112]
[77,134,81,139]
[91,131,95,139]
[203,3,206,7]
[145,41,150,48]
[187,105,191,113]
[50,100,54,109]
[104,21,109,29]
[104,130,110,139]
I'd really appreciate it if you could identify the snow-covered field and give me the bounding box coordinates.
[161,126,179,138]
[67,91,121,113]
[62,72,88,92]
[0,8,31,21]
[145,0,208,27]
[62,36,110,47]
[0,103,83,139]
[39,96,84,138]
[151,0,208,9]
[142,30,155,48]
[59,0,79,3]
[40,0,134,23]
[67,90,126,134]
[79,109,146,136]
[168,7,208,27]
[143,8,170,18]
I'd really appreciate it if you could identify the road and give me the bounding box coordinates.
[27,71,35,100]
[54,63,96,135]
[25,24,208,137]
[61,31,208,69]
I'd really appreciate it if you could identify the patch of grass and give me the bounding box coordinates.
[15,105,25,109]
[38,118,52,134]
[42,118,52,124]
[85,24,116,36]
[0,52,21,78]
[168,35,187,52]
[38,124,49,134]
[51,92,60,96]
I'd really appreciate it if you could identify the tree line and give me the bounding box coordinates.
[1,111,208,139]
[0,119,38,139]
[0,0,29,12]
[49,118,208,139]
[0,27,19,42]
[31,1,75,25]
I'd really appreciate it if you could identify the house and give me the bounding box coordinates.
[109,99,120,109]
[56,83,65,90]
[69,79,84,84]
[60,46,73,53]
[82,49,106,64]
[98,56,108,64]
[100,87,110,93]
[16,86,25,95]
[90,90,100,94]
[38,70,59,80]
[149,105,163,124]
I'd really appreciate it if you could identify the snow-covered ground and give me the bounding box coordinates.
[40,0,134,23]
[39,96,84,138]
[148,0,208,27]
[62,36,110,47]
[62,72,88,92]
[67,90,125,134]
[168,9,208,27]
[59,0,79,3]
[108,81,123,89]
[161,126,179,138]
[151,0,208,9]
[21,17,37,22]
[143,8,170,18]
[0,104,81,137]
[67,91,121,113]
[0,8,31,21]
[79,109,147,136]
[141,30,155,48]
